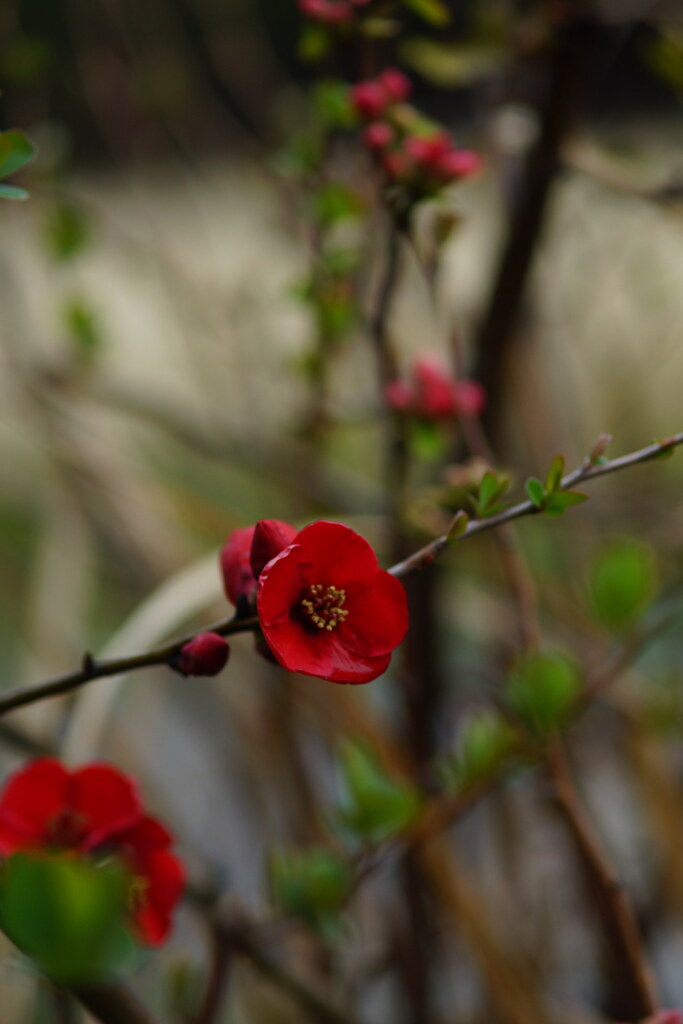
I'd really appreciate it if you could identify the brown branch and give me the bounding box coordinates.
[0,433,679,720]
[0,615,259,717]
[546,740,658,1020]
[72,980,163,1024]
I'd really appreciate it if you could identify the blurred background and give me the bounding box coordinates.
[1,1,683,1022]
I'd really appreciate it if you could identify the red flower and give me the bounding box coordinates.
[0,759,184,945]
[257,521,408,684]
[298,0,353,25]
[385,354,486,421]
[178,632,230,677]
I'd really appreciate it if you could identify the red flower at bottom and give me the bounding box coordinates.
[0,759,184,945]
[257,521,408,684]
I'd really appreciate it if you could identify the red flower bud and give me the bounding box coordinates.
[298,0,353,25]
[220,525,257,606]
[362,121,394,151]
[350,80,390,120]
[434,148,484,182]
[250,519,298,579]
[378,68,412,103]
[178,633,230,677]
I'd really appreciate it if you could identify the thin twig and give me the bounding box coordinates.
[0,616,259,717]
[0,434,680,720]
[389,433,683,578]
[72,981,163,1024]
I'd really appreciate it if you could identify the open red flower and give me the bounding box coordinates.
[0,759,184,945]
[257,521,408,684]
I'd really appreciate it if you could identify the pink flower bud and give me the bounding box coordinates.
[298,0,354,25]
[362,122,394,151]
[434,148,484,182]
[405,132,451,168]
[178,633,230,677]
[384,379,415,413]
[250,519,298,579]
[220,525,257,606]
[350,80,390,120]
[378,68,412,103]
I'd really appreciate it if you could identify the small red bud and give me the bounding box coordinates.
[378,68,412,103]
[350,81,390,120]
[177,633,230,677]
[362,122,394,151]
[220,526,257,606]
[250,519,298,580]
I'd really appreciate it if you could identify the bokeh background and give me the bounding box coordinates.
[1,1,683,1022]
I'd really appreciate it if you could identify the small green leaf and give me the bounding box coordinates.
[590,539,659,631]
[311,183,361,227]
[401,0,450,27]
[525,477,546,508]
[45,202,89,262]
[312,80,356,129]
[0,183,29,201]
[270,848,351,932]
[337,742,420,842]
[0,130,37,179]
[299,24,331,62]
[443,709,518,790]
[543,490,588,517]
[476,470,510,516]
[0,854,132,983]
[545,455,565,493]
[409,420,448,461]
[63,300,103,360]
[447,510,469,542]
[507,651,581,737]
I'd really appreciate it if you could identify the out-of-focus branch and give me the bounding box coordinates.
[72,981,163,1024]
[474,11,601,442]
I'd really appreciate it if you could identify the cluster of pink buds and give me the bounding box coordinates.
[351,69,483,196]
[385,353,486,422]
[298,0,371,27]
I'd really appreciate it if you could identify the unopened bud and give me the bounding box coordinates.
[588,433,613,464]
[177,633,230,677]
[250,520,298,579]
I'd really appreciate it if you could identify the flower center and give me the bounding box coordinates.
[47,808,87,848]
[300,583,348,632]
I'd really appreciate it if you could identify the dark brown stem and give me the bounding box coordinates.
[546,741,658,1020]
[72,981,163,1024]
[0,616,258,717]
[193,922,233,1024]
[474,12,600,442]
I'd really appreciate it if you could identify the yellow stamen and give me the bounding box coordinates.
[300,583,349,632]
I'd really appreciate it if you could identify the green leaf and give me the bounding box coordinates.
[337,742,420,842]
[475,470,510,516]
[311,183,361,227]
[270,848,351,932]
[543,490,588,517]
[525,477,546,508]
[443,709,518,790]
[0,854,132,983]
[44,202,89,262]
[0,130,37,179]
[589,539,659,631]
[0,183,29,201]
[400,38,501,87]
[545,455,565,493]
[299,24,331,62]
[312,80,356,129]
[63,300,103,360]
[401,0,450,27]
[507,651,581,737]
[409,420,448,461]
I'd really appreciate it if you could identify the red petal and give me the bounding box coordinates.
[293,521,380,585]
[257,543,307,629]
[0,759,70,849]
[115,815,172,852]
[261,605,392,683]
[71,765,143,850]
[339,571,408,657]
[250,520,298,579]
[220,526,257,605]
[132,848,185,945]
